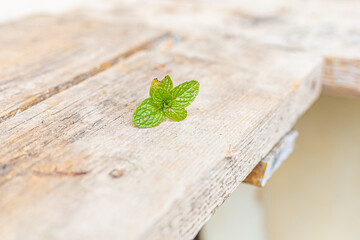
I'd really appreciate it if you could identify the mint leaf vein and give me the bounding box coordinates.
[133,76,199,128]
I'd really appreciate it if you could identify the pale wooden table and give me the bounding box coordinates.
[0,0,359,239]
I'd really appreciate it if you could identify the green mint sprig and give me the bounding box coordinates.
[133,75,200,128]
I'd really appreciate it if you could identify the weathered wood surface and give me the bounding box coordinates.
[231,0,360,97]
[113,0,360,97]
[0,17,321,239]
[1,0,357,238]
[243,130,298,187]
[0,12,167,122]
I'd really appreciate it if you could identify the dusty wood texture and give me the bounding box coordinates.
[0,27,322,239]
[3,0,356,238]
[0,12,168,122]
[243,131,298,187]
[112,0,360,97]
[231,0,360,97]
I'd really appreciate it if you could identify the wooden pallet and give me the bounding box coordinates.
[0,0,359,239]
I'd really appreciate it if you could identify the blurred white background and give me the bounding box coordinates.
[0,0,110,23]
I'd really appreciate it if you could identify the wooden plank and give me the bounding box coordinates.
[230,0,360,97]
[0,11,168,122]
[112,0,360,97]
[0,30,322,239]
[243,130,298,187]
[323,57,360,98]
[1,1,339,238]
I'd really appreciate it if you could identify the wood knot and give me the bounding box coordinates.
[109,169,124,178]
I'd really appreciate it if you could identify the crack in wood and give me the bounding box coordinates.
[0,33,175,124]
[32,170,89,177]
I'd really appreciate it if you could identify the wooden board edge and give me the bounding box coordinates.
[243,130,298,187]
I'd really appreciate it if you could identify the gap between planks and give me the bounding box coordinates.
[243,130,298,187]
[0,5,325,240]
[0,33,174,124]
[0,47,322,240]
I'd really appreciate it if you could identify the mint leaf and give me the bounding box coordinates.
[149,75,173,97]
[161,75,173,91]
[153,87,172,105]
[163,101,187,121]
[134,76,200,128]
[133,98,165,128]
[149,78,161,98]
[170,80,200,107]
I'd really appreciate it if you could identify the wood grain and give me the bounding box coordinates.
[0,35,322,239]
[231,0,360,97]
[0,11,168,122]
[3,0,357,238]
[243,130,298,187]
[112,0,360,97]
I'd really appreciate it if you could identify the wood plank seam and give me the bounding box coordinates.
[0,6,328,239]
[0,47,322,240]
[0,32,174,124]
[243,130,298,187]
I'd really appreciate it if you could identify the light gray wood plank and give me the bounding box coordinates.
[0,42,322,239]
[0,11,168,122]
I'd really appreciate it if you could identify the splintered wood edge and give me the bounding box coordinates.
[243,130,298,187]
